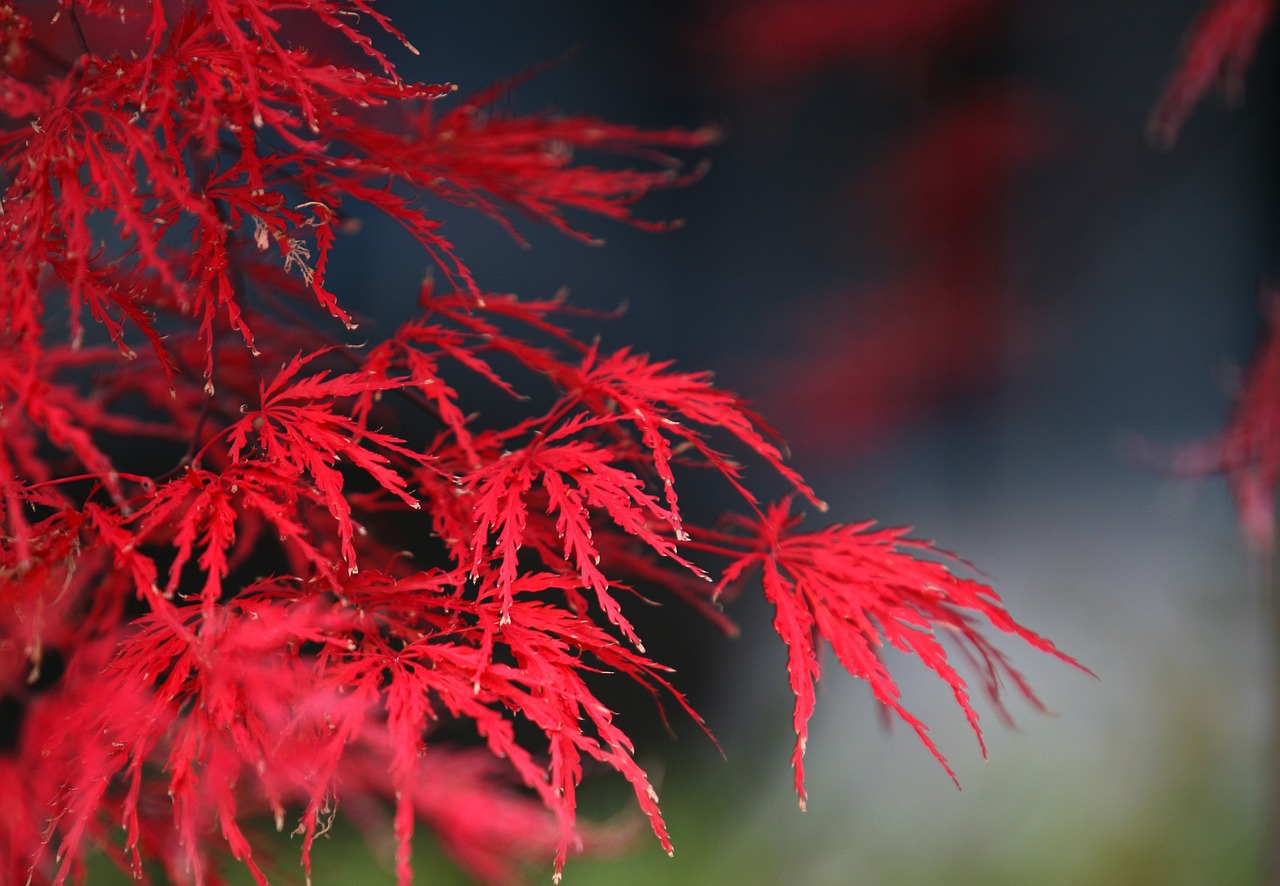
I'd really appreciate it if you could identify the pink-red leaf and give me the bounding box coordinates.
[724,499,1085,806]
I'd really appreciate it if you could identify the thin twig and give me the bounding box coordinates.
[67,3,92,58]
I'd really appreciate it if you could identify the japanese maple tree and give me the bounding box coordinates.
[0,2,1081,884]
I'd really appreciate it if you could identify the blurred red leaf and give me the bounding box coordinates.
[706,0,1006,87]
[1149,0,1276,146]
[1168,295,1280,549]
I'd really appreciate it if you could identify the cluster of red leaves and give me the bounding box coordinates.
[0,2,1079,884]
[690,499,1067,806]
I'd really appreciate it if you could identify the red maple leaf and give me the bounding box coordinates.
[694,499,1086,806]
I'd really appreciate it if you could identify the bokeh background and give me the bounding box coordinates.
[103,1,1279,883]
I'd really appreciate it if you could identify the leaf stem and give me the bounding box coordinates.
[67,3,91,58]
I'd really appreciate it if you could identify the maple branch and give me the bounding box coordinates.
[66,5,91,59]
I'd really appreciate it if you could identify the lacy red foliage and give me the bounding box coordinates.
[1148,0,1276,146]
[0,2,1080,884]
[694,500,1076,807]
